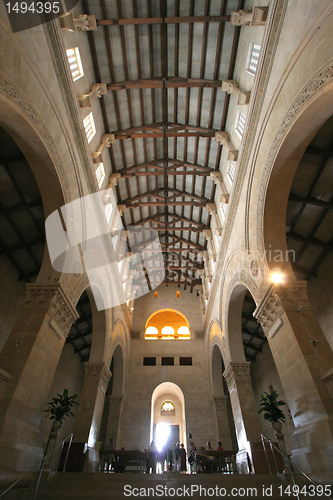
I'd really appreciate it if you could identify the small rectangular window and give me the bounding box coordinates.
[179,357,192,366]
[96,163,105,188]
[221,203,228,218]
[66,47,84,81]
[83,112,96,143]
[143,357,156,366]
[105,203,112,223]
[248,44,261,75]
[161,357,174,366]
[236,112,246,138]
[228,162,236,183]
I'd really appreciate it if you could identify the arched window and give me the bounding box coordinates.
[161,326,174,339]
[177,326,190,339]
[161,401,175,412]
[145,326,158,339]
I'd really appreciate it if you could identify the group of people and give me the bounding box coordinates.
[145,435,224,474]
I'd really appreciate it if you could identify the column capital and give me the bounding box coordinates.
[25,283,79,337]
[215,130,230,145]
[230,7,268,26]
[223,362,251,393]
[78,84,107,108]
[203,229,213,240]
[59,13,98,31]
[84,362,112,393]
[254,281,310,336]
[108,395,123,409]
[213,395,228,410]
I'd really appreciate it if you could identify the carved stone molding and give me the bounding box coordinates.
[223,362,251,393]
[109,396,123,409]
[291,417,333,451]
[0,73,71,202]
[276,281,311,312]
[25,284,79,337]
[213,396,228,411]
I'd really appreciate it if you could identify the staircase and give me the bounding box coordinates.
[3,471,328,500]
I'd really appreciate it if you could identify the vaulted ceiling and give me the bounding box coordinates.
[84,0,243,291]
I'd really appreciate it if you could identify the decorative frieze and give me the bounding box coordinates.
[253,285,283,336]
[223,362,251,393]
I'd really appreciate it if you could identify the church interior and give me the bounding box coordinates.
[1,0,333,495]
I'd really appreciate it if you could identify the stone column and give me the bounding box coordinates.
[254,281,333,474]
[212,396,233,449]
[92,134,116,164]
[105,396,123,447]
[223,362,263,473]
[197,269,209,299]
[221,80,251,105]
[125,270,136,300]
[206,202,222,233]
[0,284,78,470]
[73,363,111,472]
[215,131,238,162]
[78,84,107,108]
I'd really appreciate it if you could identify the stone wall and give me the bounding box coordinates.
[250,342,295,454]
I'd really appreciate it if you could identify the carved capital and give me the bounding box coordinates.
[253,285,283,337]
[275,281,311,312]
[25,284,79,338]
[117,204,127,216]
[84,363,112,393]
[91,83,108,97]
[213,396,228,411]
[221,80,239,94]
[203,229,213,240]
[230,10,254,26]
[108,172,121,187]
[223,362,251,393]
[101,134,115,147]
[73,14,97,31]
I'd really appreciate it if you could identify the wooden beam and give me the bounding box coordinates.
[97,16,231,26]
[107,77,222,90]
[289,192,333,209]
[287,231,333,250]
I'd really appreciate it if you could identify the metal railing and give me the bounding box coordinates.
[0,433,73,500]
[261,434,332,500]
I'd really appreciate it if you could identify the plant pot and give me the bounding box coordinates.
[271,421,282,433]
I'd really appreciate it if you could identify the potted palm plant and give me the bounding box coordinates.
[258,391,289,473]
[258,390,286,432]
[43,390,79,467]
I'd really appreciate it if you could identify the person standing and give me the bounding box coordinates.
[180,443,186,473]
[101,437,115,472]
[148,439,157,473]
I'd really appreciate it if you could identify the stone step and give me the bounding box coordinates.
[2,472,331,500]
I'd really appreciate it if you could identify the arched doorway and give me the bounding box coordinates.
[151,382,186,471]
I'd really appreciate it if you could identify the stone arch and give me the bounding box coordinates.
[0,86,69,283]
[258,65,333,277]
